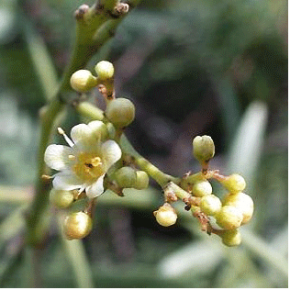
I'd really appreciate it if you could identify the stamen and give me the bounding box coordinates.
[91,157,102,167]
[58,127,74,147]
[42,174,53,180]
[42,173,58,179]
[68,154,76,160]
[57,127,65,135]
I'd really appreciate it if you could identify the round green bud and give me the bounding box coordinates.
[70,69,97,92]
[105,98,135,128]
[221,229,242,247]
[192,180,212,197]
[154,203,177,227]
[221,174,246,194]
[200,195,222,216]
[223,192,254,224]
[95,61,114,80]
[63,212,92,240]
[115,166,137,188]
[49,189,74,209]
[216,205,243,230]
[134,171,149,190]
[192,135,215,163]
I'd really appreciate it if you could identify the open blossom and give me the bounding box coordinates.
[44,121,122,198]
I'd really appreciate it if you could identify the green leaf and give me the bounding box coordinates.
[226,101,268,191]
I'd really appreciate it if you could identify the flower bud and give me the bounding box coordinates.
[220,174,246,194]
[154,203,177,227]
[134,171,150,190]
[95,61,114,80]
[192,180,212,197]
[70,70,98,92]
[216,205,243,230]
[221,229,242,247]
[223,192,254,224]
[63,212,92,240]
[192,135,215,163]
[114,166,137,188]
[49,189,74,209]
[105,98,135,128]
[200,195,222,216]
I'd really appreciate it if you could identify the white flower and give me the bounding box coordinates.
[44,121,122,198]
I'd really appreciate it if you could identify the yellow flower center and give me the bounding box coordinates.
[73,152,104,183]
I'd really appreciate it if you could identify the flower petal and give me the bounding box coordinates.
[52,171,83,191]
[44,144,74,170]
[88,120,108,141]
[70,123,93,149]
[101,140,122,170]
[86,174,105,198]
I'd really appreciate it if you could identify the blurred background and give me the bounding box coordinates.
[0,0,287,287]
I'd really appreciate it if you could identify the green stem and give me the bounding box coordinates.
[26,98,63,246]
[24,247,42,287]
[120,135,180,187]
[101,0,119,11]
[164,181,191,200]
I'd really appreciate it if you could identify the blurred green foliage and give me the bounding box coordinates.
[0,0,287,288]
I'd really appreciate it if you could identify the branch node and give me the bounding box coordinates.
[75,4,90,20]
[113,3,130,16]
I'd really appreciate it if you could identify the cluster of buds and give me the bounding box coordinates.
[71,61,135,129]
[70,61,114,93]
[114,166,149,190]
[49,189,93,239]
[153,135,254,247]
[45,60,254,246]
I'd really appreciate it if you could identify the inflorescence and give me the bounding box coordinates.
[44,61,254,246]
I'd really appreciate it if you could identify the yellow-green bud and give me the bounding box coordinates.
[220,174,246,194]
[154,203,177,227]
[216,205,243,230]
[63,212,92,240]
[200,195,222,216]
[192,135,215,163]
[192,180,212,197]
[105,98,135,128]
[49,189,74,209]
[70,69,97,92]
[134,171,149,190]
[115,166,137,188]
[95,61,114,80]
[223,192,254,224]
[221,229,242,247]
